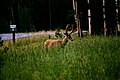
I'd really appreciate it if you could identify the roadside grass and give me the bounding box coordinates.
[0,35,120,80]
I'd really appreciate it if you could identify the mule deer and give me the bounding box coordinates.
[44,24,74,48]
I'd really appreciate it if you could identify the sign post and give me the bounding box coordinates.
[10,25,16,44]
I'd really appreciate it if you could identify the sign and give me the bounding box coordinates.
[10,25,16,29]
[10,25,16,44]
[10,25,16,32]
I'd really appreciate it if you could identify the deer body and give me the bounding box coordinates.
[44,39,66,48]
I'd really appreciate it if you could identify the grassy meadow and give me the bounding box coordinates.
[0,35,120,80]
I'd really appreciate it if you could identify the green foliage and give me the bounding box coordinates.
[0,36,120,80]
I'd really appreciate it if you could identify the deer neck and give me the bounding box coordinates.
[62,38,68,45]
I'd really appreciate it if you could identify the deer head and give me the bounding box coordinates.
[62,24,74,43]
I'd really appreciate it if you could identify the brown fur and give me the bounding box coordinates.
[44,39,64,48]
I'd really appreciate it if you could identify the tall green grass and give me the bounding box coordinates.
[0,35,120,80]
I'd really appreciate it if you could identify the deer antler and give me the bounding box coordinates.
[69,24,76,35]
[65,24,70,33]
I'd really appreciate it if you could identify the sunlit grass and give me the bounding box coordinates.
[0,35,120,80]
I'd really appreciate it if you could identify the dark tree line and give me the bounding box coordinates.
[0,0,73,33]
[0,0,10,33]
[0,0,119,36]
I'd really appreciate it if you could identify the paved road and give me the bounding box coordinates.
[0,30,88,41]
[0,31,55,40]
